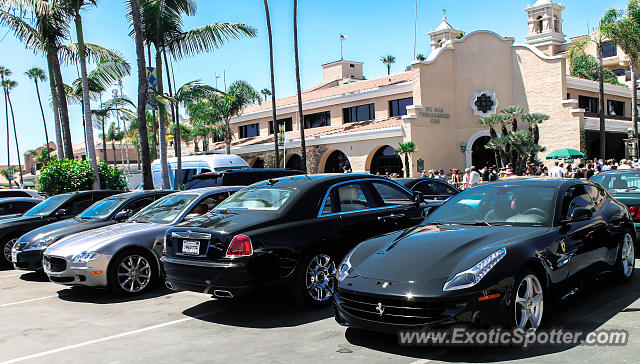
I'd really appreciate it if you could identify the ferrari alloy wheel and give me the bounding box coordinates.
[305,254,336,302]
[514,274,544,331]
[615,231,635,282]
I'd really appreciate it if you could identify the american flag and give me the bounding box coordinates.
[215,73,220,78]
[340,34,347,41]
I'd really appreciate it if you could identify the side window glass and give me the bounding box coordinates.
[189,193,229,216]
[370,181,413,206]
[68,196,94,215]
[321,191,335,215]
[431,181,456,195]
[0,203,10,215]
[412,181,434,195]
[123,197,155,215]
[588,185,606,212]
[336,183,376,212]
[562,185,594,219]
[199,169,211,174]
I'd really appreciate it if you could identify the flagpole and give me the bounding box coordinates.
[340,34,343,60]
[413,0,418,60]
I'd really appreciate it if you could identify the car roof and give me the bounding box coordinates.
[475,178,583,188]
[0,197,42,203]
[592,169,640,175]
[395,177,456,187]
[248,173,397,191]
[192,168,304,179]
[51,190,124,198]
[102,190,175,200]
[175,186,244,195]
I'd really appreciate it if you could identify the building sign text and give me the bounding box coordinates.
[419,106,450,124]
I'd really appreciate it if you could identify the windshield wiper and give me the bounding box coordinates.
[449,220,493,226]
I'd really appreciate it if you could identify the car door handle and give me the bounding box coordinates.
[378,214,405,221]
[557,256,570,268]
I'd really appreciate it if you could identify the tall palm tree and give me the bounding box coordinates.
[140,0,256,188]
[501,105,525,132]
[260,88,271,102]
[1,79,24,186]
[396,141,417,178]
[24,66,51,162]
[602,1,640,154]
[293,0,306,171]
[594,9,619,159]
[0,66,11,171]
[521,112,549,160]
[380,54,396,75]
[263,0,279,167]
[478,114,503,167]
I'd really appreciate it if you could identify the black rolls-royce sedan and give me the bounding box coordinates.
[12,190,174,271]
[334,179,635,333]
[163,174,426,306]
[0,197,42,218]
[1,190,123,268]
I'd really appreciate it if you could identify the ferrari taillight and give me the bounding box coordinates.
[629,206,640,219]
[226,235,253,257]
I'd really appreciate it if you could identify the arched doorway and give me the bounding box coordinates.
[369,145,403,175]
[286,154,303,170]
[471,136,496,168]
[252,158,265,168]
[324,150,351,173]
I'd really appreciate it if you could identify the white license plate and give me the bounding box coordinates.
[182,240,200,255]
[11,251,17,263]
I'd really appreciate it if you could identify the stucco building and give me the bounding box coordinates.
[209,0,639,176]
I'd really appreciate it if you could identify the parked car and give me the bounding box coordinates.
[1,190,123,268]
[333,179,635,333]
[162,174,426,306]
[184,168,306,190]
[152,153,249,189]
[12,190,174,271]
[395,178,460,201]
[43,187,241,296]
[0,189,44,199]
[589,170,640,238]
[0,197,41,219]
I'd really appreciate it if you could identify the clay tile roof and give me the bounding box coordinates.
[209,117,404,150]
[240,72,412,115]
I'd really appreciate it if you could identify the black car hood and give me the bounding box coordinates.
[0,215,45,228]
[175,210,278,235]
[19,218,109,244]
[353,224,545,282]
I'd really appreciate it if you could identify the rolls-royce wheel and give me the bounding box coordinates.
[108,249,158,296]
[614,230,635,282]
[1,236,19,268]
[292,249,337,307]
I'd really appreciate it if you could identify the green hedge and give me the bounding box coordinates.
[37,159,127,195]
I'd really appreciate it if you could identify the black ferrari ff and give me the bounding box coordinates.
[334,179,635,333]
[162,174,426,306]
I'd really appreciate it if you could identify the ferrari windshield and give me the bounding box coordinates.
[214,188,294,211]
[426,185,557,227]
[78,196,129,219]
[23,195,71,217]
[590,172,640,193]
[130,194,197,224]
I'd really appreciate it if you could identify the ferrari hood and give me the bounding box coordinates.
[353,224,544,282]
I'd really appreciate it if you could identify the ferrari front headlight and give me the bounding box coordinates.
[336,249,357,282]
[443,247,506,291]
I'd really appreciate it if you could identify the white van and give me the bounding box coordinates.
[151,153,249,189]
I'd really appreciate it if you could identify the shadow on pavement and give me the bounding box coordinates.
[344,268,640,362]
[183,288,333,329]
[18,271,49,282]
[56,285,173,304]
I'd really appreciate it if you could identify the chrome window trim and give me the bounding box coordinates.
[317,178,413,218]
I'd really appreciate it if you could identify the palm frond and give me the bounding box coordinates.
[0,8,45,51]
[58,43,130,67]
[167,23,257,59]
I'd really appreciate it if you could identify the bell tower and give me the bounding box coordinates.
[428,13,462,51]
[525,0,566,55]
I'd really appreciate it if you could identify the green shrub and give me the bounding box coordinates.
[37,158,127,195]
[570,54,626,86]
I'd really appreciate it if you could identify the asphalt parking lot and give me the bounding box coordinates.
[2,264,640,364]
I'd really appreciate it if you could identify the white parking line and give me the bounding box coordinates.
[0,315,201,364]
[0,273,23,278]
[0,295,58,307]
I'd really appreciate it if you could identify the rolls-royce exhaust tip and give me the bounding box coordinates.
[165,282,174,290]
[213,290,233,298]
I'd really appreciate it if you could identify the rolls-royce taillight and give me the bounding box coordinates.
[225,235,253,257]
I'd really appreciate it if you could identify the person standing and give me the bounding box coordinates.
[469,166,481,186]
[462,168,471,189]
[549,161,564,178]
[481,166,490,181]
[489,166,499,181]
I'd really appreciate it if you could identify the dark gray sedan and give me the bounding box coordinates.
[13,190,174,271]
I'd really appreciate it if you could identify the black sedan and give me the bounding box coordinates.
[0,197,41,218]
[162,174,425,306]
[590,170,640,238]
[12,190,174,271]
[395,178,459,202]
[334,179,635,333]
[1,190,122,268]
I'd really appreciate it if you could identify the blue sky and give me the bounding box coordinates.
[0,0,628,165]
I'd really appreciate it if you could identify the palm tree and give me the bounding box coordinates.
[293,0,306,171]
[602,2,640,153]
[24,67,51,162]
[0,66,11,171]
[521,112,549,160]
[1,79,23,186]
[0,166,18,188]
[264,0,280,168]
[396,141,417,178]
[416,53,426,61]
[126,0,153,189]
[104,122,124,164]
[478,114,503,167]
[260,88,271,102]
[501,105,525,132]
[380,54,396,75]
[140,0,257,188]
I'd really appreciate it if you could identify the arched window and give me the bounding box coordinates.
[535,16,543,33]
[554,16,559,32]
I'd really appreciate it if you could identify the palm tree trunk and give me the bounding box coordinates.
[404,154,409,178]
[7,91,23,186]
[148,44,158,161]
[632,61,638,157]
[111,141,116,164]
[598,44,606,159]
[101,121,107,163]
[3,87,10,174]
[163,50,181,187]
[293,0,307,172]
[129,0,153,190]
[225,116,231,154]
[51,48,73,159]
[264,0,280,168]
[387,64,390,75]
[155,49,170,189]
[33,79,51,161]
[74,11,100,190]
[46,54,64,160]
